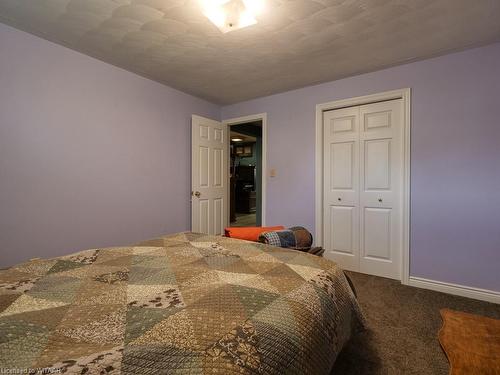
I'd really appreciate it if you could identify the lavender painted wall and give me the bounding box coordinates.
[222,44,500,292]
[1,21,499,293]
[0,23,220,268]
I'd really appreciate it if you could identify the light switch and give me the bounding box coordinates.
[270,168,276,177]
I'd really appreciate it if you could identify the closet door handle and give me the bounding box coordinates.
[378,198,382,202]
[337,197,342,201]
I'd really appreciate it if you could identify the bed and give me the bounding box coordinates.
[0,232,364,374]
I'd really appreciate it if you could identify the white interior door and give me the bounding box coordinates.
[323,99,403,280]
[191,115,228,235]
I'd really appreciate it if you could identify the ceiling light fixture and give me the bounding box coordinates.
[200,0,265,33]
[231,138,244,142]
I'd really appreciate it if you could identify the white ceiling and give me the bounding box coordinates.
[1,0,499,104]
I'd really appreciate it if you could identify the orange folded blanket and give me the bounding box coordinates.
[225,226,285,242]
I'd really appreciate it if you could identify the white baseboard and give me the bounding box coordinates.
[408,276,500,304]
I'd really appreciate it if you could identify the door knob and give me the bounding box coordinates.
[378,198,382,202]
[338,197,342,201]
[191,191,201,197]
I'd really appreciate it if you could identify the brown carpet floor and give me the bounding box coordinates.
[330,272,500,375]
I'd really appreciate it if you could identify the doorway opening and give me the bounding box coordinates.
[229,120,263,227]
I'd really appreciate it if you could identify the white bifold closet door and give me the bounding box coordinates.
[323,99,403,280]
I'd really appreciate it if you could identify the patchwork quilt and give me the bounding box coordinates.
[0,232,365,374]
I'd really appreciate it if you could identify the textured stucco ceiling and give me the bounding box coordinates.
[1,0,499,104]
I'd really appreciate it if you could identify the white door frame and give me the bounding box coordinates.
[315,89,411,285]
[223,113,267,226]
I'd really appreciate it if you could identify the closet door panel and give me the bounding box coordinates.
[330,205,357,255]
[323,107,360,271]
[359,100,403,280]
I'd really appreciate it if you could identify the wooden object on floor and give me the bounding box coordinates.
[439,308,500,375]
